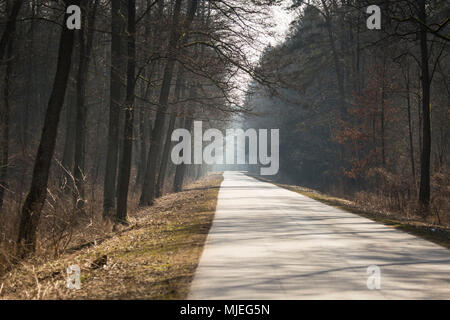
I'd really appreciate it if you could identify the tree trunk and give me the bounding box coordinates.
[0,39,13,210]
[405,65,416,187]
[0,0,24,62]
[135,74,152,188]
[135,108,147,187]
[103,0,125,218]
[174,118,193,193]
[156,112,176,198]
[155,68,184,197]
[135,0,164,189]
[136,106,151,188]
[380,57,386,167]
[140,0,198,206]
[22,0,36,149]
[418,0,431,211]
[60,80,76,190]
[116,0,136,224]
[73,0,98,212]
[0,1,22,205]
[17,1,80,257]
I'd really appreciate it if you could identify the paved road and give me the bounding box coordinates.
[189,171,450,299]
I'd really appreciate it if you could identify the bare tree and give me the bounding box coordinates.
[103,0,126,218]
[17,1,81,256]
[140,0,198,206]
[0,35,13,210]
[74,0,99,213]
[156,66,185,197]
[116,0,137,224]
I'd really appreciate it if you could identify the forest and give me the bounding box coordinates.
[0,0,278,267]
[246,0,449,227]
[0,0,448,275]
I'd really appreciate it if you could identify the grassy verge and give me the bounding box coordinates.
[249,175,450,250]
[0,174,223,300]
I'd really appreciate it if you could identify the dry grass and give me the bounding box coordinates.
[0,173,223,300]
[250,175,450,250]
[0,175,120,274]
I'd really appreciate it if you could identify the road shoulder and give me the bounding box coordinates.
[0,174,223,299]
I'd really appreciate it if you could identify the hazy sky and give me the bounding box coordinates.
[251,3,296,60]
[231,2,297,106]
[269,3,296,45]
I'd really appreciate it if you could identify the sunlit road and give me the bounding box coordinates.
[189,171,450,299]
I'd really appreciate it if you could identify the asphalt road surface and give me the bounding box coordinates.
[189,171,450,299]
